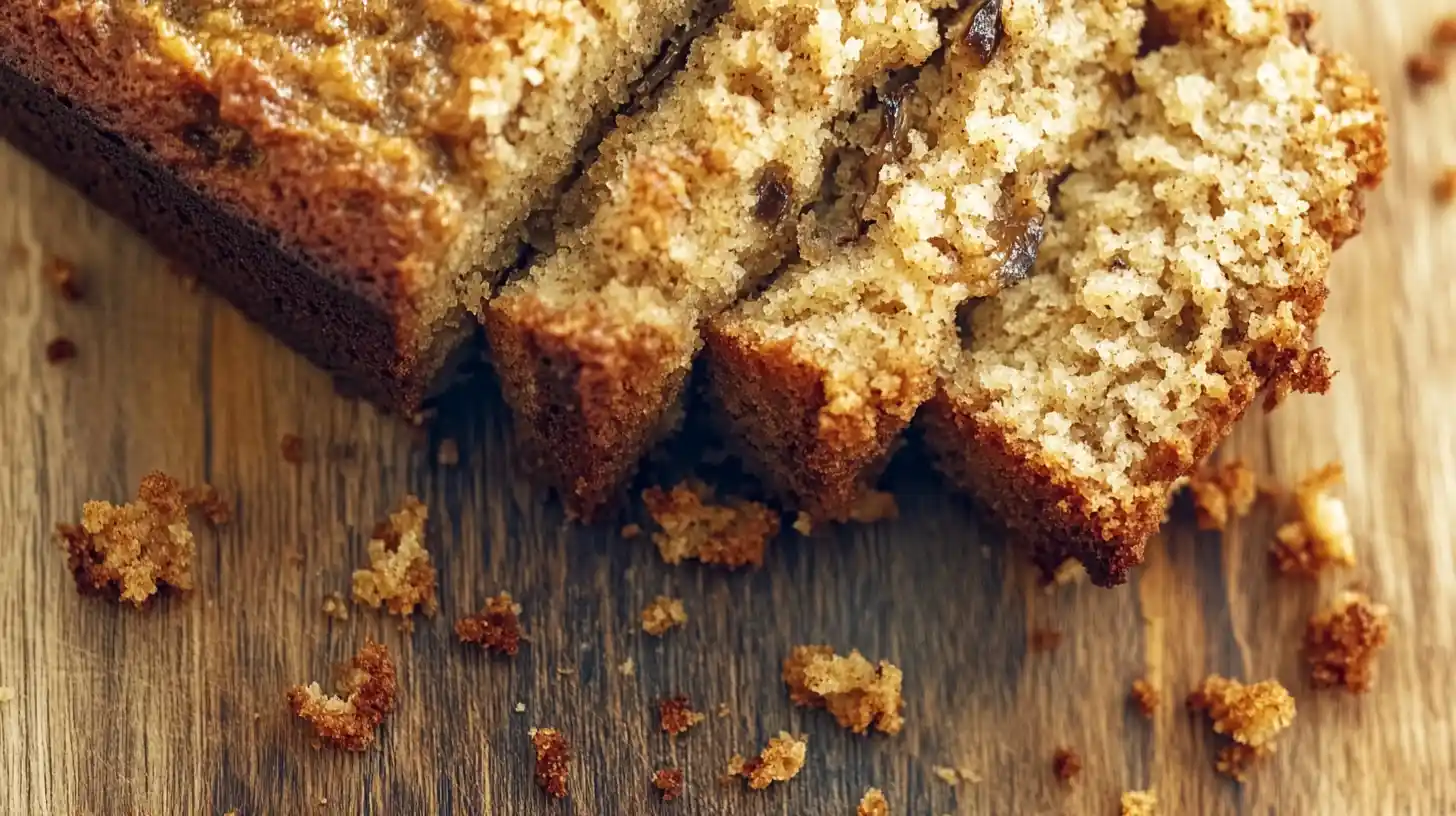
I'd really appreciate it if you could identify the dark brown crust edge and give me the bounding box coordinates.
[0,59,460,413]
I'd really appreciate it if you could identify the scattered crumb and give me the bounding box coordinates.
[792,511,814,536]
[659,695,706,736]
[1187,461,1259,531]
[653,768,685,802]
[1187,675,1296,781]
[455,592,523,656]
[0,686,14,703]
[641,595,688,636]
[1436,17,1456,48]
[848,490,899,524]
[715,702,730,719]
[1407,52,1446,87]
[317,796,327,806]
[617,657,636,676]
[529,727,570,799]
[555,666,575,676]
[56,471,197,605]
[931,766,959,786]
[858,787,889,816]
[183,484,233,527]
[1435,168,1456,205]
[1029,628,1063,653]
[351,496,438,618]
[515,702,526,713]
[44,256,83,301]
[1120,789,1158,816]
[44,337,77,364]
[436,438,460,467]
[642,480,779,569]
[620,523,642,540]
[285,639,397,751]
[321,592,350,622]
[1130,678,1160,718]
[1052,747,1082,783]
[1272,463,1355,577]
[730,732,807,790]
[783,645,903,735]
[280,433,305,465]
[1305,590,1391,693]
[1047,558,1088,590]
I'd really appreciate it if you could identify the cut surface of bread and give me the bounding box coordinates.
[0,0,701,410]
[921,0,1387,585]
[706,0,1145,521]
[484,0,952,518]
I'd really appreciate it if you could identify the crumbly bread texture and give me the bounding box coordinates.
[530,727,571,799]
[653,767,686,801]
[456,592,524,656]
[729,731,808,790]
[1120,789,1158,816]
[351,496,439,618]
[1305,590,1391,693]
[1,0,701,411]
[659,694,707,735]
[1187,675,1295,781]
[484,0,952,519]
[707,0,1146,520]
[783,645,904,734]
[1272,462,1355,576]
[286,639,398,752]
[922,1,1387,585]
[1187,460,1259,531]
[643,481,779,568]
[641,595,689,636]
[57,472,215,605]
[858,787,890,816]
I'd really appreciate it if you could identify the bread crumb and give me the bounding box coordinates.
[183,484,233,527]
[641,595,688,636]
[1436,17,1456,48]
[1029,628,1063,653]
[1187,675,1295,781]
[0,686,15,703]
[1272,463,1355,577]
[642,481,779,569]
[1407,53,1446,87]
[1052,747,1082,782]
[783,645,903,735]
[281,434,305,465]
[1187,461,1259,531]
[792,512,814,536]
[1130,678,1160,718]
[455,592,523,656]
[1120,789,1158,816]
[617,657,636,676]
[858,787,889,816]
[730,732,807,790]
[653,767,685,802]
[529,727,570,799]
[620,523,642,540]
[45,337,77,364]
[57,471,198,605]
[285,639,397,752]
[1434,168,1456,205]
[435,438,460,467]
[848,490,899,524]
[931,766,961,786]
[321,592,350,621]
[659,695,706,736]
[715,702,730,718]
[1306,590,1391,693]
[515,702,526,713]
[44,256,83,301]
[351,496,438,618]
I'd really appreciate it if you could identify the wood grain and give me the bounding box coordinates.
[2,1,1454,812]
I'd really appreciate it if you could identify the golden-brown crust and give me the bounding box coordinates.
[652,768,685,801]
[1187,674,1295,781]
[658,695,706,736]
[640,595,688,636]
[641,480,779,569]
[285,639,398,752]
[1305,591,1391,693]
[351,495,438,618]
[529,727,571,799]
[455,592,523,656]
[857,787,889,816]
[730,731,807,790]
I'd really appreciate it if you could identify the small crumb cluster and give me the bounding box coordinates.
[652,767,684,801]
[642,481,779,569]
[641,595,688,636]
[351,496,439,618]
[321,592,350,621]
[1130,678,1160,718]
[658,695,705,736]
[1052,747,1082,782]
[1187,461,1259,531]
[858,787,889,816]
[1305,591,1391,694]
[455,592,524,656]
[1187,675,1296,781]
[286,639,398,752]
[783,645,904,735]
[1272,463,1355,577]
[1120,789,1158,816]
[529,727,570,799]
[728,731,807,790]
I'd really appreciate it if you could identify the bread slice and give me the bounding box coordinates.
[484,0,952,519]
[920,0,1387,585]
[0,0,702,412]
[705,0,1145,521]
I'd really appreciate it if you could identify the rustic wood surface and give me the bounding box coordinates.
[2,2,1453,813]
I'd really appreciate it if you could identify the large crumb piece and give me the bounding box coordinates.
[455,592,524,656]
[783,645,904,735]
[1052,747,1082,782]
[351,496,438,618]
[653,767,685,802]
[1272,463,1356,577]
[1120,789,1158,816]
[57,472,198,605]
[643,481,779,569]
[286,639,398,752]
[659,695,706,736]
[530,727,570,799]
[858,787,889,816]
[731,731,808,790]
[1187,675,1295,781]
[1130,678,1160,718]
[1305,591,1391,693]
[1187,461,1259,531]
[641,595,688,636]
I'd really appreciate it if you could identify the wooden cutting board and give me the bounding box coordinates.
[2,1,1452,812]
